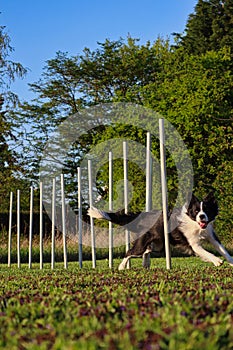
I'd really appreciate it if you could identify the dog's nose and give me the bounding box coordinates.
[199,214,206,221]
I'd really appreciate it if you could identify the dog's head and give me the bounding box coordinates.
[186,192,218,229]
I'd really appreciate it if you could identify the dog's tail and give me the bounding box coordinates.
[88,207,140,226]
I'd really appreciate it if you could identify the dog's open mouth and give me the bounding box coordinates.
[199,221,207,229]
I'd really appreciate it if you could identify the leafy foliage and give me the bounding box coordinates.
[176,0,233,54]
[0,25,27,93]
[0,25,27,211]
[143,47,233,187]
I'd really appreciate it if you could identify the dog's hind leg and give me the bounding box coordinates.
[142,246,152,269]
[118,256,131,270]
[142,241,164,269]
[118,249,152,270]
[118,254,141,270]
[118,232,158,270]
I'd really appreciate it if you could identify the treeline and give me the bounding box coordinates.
[0,0,233,239]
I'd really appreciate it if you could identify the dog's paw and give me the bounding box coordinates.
[213,257,223,267]
[118,263,125,270]
[118,259,127,270]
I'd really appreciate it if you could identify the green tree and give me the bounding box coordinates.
[176,0,233,54]
[170,0,233,237]
[142,46,233,237]
[15,38,169,214]
[0,24,27,211]
[144,47,233,183]
[15,35,233,238]
[16,38,164,179]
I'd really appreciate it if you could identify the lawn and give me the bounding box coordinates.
[1,258,233,350]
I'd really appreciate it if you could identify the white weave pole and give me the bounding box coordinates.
[146,132,152,212]
[77,167,83,268]
[145,132,152,268]
[88,160,96,268]
[8,191,13,268]
[159,118,171,269]
[61,174,68,269]
[51,178,56,270]
[108,151,113,269]
[29,186,33,269]
[39,182,43,269]
[17,189,21,268]
[123,141,130,269]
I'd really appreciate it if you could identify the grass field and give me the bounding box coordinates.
[1,257,233,350]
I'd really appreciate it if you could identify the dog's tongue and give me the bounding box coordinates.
[200,222,207,229]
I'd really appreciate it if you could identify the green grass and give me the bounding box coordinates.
[1,257,233,349]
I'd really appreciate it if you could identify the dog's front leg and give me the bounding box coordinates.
[191,243,223,266]
[207,235,233,266]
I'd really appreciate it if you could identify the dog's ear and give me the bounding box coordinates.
[190,193,199,204]
[185,192,199,209]
[204,191,218,216]
[204,191,216,203]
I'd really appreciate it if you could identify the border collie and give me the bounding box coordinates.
[88,193,233,269]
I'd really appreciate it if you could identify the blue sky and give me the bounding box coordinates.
[2,0,197,101]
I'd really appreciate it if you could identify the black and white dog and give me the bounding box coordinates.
[88,193,233,269]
